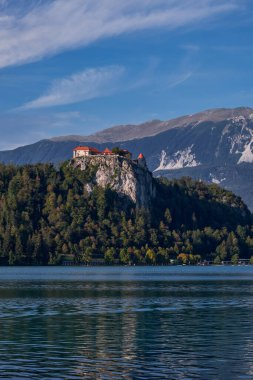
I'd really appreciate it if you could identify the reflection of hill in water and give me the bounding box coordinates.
[0,266,253,378]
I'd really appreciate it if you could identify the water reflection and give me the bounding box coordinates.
[0,267,253,379]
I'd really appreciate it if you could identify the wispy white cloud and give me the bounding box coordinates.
[21,65,125,109]
[166,44,198,88]
[20,45,199,109]
[0,0,239,69]
[168,71,193,88]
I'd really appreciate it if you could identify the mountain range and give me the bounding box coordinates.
[1,106,253,210]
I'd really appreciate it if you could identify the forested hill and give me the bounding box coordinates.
[0,162,252,265]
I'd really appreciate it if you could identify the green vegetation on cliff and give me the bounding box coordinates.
[0,162,252,265]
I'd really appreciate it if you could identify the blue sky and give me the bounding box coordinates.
[0,0,253,150]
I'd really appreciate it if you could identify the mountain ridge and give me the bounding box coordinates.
[48,106,253,143]
[1,106,253,210]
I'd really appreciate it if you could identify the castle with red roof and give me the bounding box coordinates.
[73,146,146,167]
[73,146,109,157]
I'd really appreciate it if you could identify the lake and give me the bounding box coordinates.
[0,266,253,379]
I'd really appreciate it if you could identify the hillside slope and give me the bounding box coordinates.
[0,162,252,265]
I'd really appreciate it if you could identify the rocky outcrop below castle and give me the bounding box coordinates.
[72,155,156,208]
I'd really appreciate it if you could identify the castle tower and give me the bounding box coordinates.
[137,153,147,168]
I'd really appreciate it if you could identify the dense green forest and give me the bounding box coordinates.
[0,162,253,265]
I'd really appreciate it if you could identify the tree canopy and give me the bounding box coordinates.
[0,162,252,265]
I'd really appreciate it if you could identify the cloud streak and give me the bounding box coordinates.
[21,65,125,109]
[0,0,239,69]
[169,71,193,88]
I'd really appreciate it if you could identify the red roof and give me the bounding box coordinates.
[138,153,144,159]
[73,146,101,153]
[103,148,113,155]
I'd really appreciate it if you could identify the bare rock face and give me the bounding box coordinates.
[72,155,156,208]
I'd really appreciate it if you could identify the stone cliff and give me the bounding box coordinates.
[72,155,156,208]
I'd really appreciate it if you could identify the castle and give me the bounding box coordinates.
[73,146,146,168]
[72,146,153,207]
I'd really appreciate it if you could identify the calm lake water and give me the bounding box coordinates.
[0,266,253,379]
